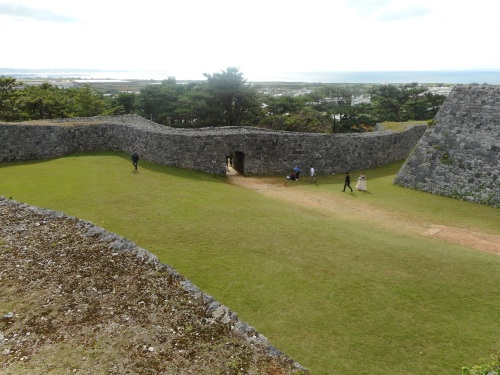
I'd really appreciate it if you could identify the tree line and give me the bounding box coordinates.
[0,67,446,133]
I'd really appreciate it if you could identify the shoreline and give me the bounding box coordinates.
[2,69,500,84]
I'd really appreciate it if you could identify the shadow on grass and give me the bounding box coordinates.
[0,150,226,184]
[0,159,49,169]
[0,150,406,190]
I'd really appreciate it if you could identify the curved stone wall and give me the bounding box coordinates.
[0,196,307,371]
[394,85,500,208]
[0,115,426,176]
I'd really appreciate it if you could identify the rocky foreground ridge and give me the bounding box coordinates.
[0,197,308,374]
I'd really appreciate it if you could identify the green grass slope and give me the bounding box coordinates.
[0,151,499,375]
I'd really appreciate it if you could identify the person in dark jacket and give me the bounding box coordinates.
[131,151,139,170]
[343,171,353,192]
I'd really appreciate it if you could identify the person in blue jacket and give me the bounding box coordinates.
[293,166,301,180]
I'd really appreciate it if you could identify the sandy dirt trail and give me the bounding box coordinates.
[227,173,500,256]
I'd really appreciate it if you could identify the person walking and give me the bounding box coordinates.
[309,165,316,183]
[131,150,139,170]
[356,171,367,191]
[343,172,353,192]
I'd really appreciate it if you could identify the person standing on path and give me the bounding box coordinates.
[343,172,353,192]
[356,171,367,191]
[309,166,316,183]
[131,150,139,170]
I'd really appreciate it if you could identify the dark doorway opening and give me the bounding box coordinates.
[232,151,245,175]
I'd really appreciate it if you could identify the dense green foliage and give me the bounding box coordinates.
[0,78,117,120]
[0,68,446,132]
[462,352,500,375]
[0,76,21,121]
[370,82,443,121]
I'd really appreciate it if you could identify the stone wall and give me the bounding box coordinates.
[0,115,426,176]
[0,197,307,372]
[394,85,500,208]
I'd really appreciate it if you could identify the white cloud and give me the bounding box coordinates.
[345,0,432,20]
[345,0,392,17]
[1,0,499,79]
[375,5,431,21]
[0,2,77,22]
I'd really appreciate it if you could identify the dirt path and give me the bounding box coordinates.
[228,174,500,256]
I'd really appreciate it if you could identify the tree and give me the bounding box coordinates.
[19,83,67,120]
[202,67,260,127]
[263,95,308,116]
[175,83,210,127]
[403,92,446,121]
[137,78,181,125]
[312,85,368,133]
[67,85,111,117]
[370,83,427,122]
[112,92,137,115]
[258,93,332,133]
[258,107,332,133]
[0,76,21,121]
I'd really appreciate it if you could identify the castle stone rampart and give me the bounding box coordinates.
[0,115,426,176]
[394,85,500,208]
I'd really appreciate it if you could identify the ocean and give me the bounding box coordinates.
[1,69,499,84]
[264,70,500,84]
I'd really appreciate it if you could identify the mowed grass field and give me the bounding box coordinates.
[1,151,499,375]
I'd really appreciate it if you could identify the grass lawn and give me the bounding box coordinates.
[1,151,499,375]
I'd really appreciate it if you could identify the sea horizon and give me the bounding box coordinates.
[1,68,499,84]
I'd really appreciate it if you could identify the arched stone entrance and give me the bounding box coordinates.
[232,151,245,175]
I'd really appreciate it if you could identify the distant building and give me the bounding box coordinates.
[352,94,371,105]
[425,87,453,96]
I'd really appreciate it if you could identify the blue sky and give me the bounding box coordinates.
[1,0,499,80]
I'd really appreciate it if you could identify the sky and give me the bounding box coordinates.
[1,0,500,80]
